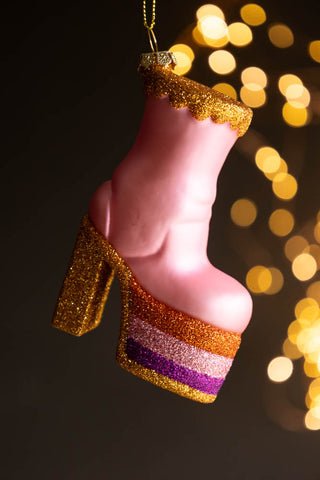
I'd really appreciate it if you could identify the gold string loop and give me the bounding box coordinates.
[143,0,159,52]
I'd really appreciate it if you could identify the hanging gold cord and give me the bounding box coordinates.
[142,0,159,52]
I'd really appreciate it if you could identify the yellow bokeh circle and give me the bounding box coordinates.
[267,356,293,383]
[240,4,266,26]
[282,103,309,127]
[208,50,236,74]
[268,24,294,48]
[272,173,297,200]
[246,266,272,293]
[230,198,257,227]
[268,209,294,237]
[240,86,266,108]
[292,253,317,281]
[213,83,237,99]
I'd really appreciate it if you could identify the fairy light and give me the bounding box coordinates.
[272,173,297,200]
[285,236,309,261]
[255,147,280,173]
[267,356,293,383]
[169,44,194,75]
[240,86,266,108]
[282,338,303,360]
[246,266,272,293]
[314,223,320,243]
[264,158,288,181]
[196,4,225,21]
[240,3,266,26]
[241,67,268,89]
[213,83,237,99]
[193,2,318,430]
[282,103,309,127]
[199,16,228,40]
[308,40,320,63]
[304,245,320,269]
[230,198,257,226]
[265,268,284,295]
[227,22,253,47]
[285,85,310,109]
[305,408,320,430]
[307,282,320,303]
[208,50,236,74]
[269,209,294,237]
[292,253,317,281]
[278,74,302,96]
[268,24,294,48]
[295,297,319,320]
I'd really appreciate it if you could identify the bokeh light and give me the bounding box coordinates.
[230,198,257,226]
[304,244,320,269]
[196,4,225,21]
[304,360,320,378]
[295,297,319,320]
[307,282,320,303]
[255,146,280,173]
[278,74,302,96]
[292,253,317,281]
[282,103,309,127]
[272,173,297,200]
[268,24,294,48]
[265,267,284,295]
[208,50,236,74]
[314,223,320,243]
[246,266,272,293]
[267,356,293,383]
[240,3,266,26]
[192,26,210,46]
[241,67,267,89]
[288,320,303,344]
[199,16,228,40]
[285,235,308,261]
[169,44,194,75]
[228,22,253,47]
[264,158,288,181]
[305,408,320,430]
[282,338,303,360]
[308,40,320,63]
[285,84,310,109]
[309,378,320,399]
[269,209,294,237]
[213,82,237,99]
[240,86,266,107]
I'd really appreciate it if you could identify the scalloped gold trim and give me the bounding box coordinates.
[140,65,253,136]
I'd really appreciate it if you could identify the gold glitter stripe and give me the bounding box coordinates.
[130,277,241,359]
[140,64,253,137]
[53,216,238,402]
[117,355,216,403]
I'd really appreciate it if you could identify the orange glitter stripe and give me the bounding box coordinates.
[130,277,241,359]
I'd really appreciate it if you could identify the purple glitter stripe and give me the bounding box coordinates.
[128,315,233,378]
[126,337,225,395]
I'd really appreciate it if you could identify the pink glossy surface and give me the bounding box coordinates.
[89,95,252,333]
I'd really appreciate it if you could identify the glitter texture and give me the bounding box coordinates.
[128,314,233,377]
[126,338,225,395]
[139,64,253,136]
[52,215,241,403]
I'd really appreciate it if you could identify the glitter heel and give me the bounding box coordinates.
[53,215,241,402]
[52,216,115,336]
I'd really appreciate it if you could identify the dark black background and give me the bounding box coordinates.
[1,1,320,479]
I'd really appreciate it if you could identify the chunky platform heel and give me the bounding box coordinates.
[52,215,241,403]
[52,216,115,336]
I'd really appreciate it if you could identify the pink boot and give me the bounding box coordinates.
[52,52,253,403]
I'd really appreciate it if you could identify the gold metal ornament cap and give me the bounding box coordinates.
[139,51,177,70]
[138,60,253,136]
